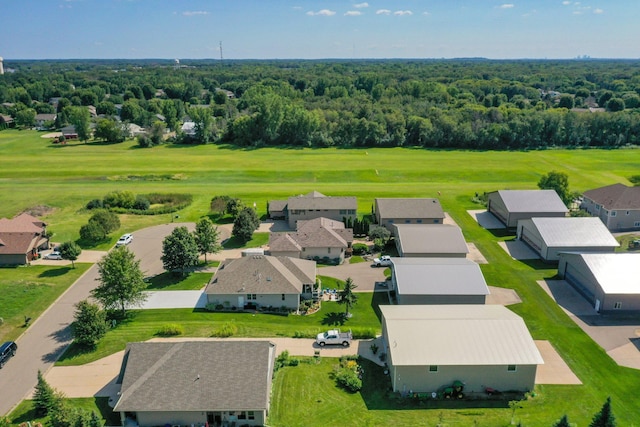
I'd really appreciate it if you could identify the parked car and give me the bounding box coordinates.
[0,341,17,368]
[373,255,392,267]
[44,251,62,260]
[116,233,133,246]
[316,329,352,347]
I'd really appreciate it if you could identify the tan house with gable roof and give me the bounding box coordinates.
[269,217,353,264]
[581,183,640,231]
[205,255,316,310]
[269,191,357,228]
[113,340,276,427]
[0,213,49,265]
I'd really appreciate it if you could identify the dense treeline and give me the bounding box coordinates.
[1,59,640,149]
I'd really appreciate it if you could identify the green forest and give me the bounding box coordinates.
[2,59,640,149]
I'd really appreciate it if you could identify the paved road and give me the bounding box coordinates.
[0,222,189,416]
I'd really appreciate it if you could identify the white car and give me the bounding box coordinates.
[373,255,392,267]
[44,251,62,260]
[116,233,133,246]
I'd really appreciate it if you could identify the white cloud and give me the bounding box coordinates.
[182,10,208,16]
[307,9,336,16]
[376,9,391,15]
[293,6,302,10]
[562,1,570,4]
[423,10,430,15]
[354,2,369,8]
[345,10,362,16]
[593,8,604,13]
[499,4,514,9]
[393,10,413,16]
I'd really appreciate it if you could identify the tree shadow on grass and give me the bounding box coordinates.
[38,266,73,278]
[223,235,249,249]
[145,271,188,290]
[321,312,346,326]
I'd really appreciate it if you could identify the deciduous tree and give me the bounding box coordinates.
[162,226,199,276]
[59,241,81,268]
[93,246,147,317]
[232,207,260,243]
[66,106,91,142]
[194,217,221,263]
[71,299,107,347]
[538,170,571,205]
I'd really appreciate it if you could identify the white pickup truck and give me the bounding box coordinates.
[316,329,353,347]
[373,255,392,267]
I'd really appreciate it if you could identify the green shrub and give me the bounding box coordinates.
[157,323,184,336]
[85,199,103,210]
[288,357,300,366]
[212,322,237,337]
[103,190,136,209]
[275,350,290,370]
[133,195,150,210]
[372,238,385,252]
[335,368,362,393]
[352,243,369,255]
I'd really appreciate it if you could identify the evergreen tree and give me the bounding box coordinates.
[590,397,616,427]
[33,370,56,416]
[553,415,570,427]
[338,277,358,318]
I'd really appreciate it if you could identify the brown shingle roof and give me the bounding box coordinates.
[0,232,42,254]
[269,217,353,251]
[287,191,357,210]
[114,341,275,412]
[583,183,640,210]
[376,198,445,220]
[205,255,315,295]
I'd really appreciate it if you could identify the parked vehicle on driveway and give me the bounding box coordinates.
[0,341,17,368]
[373,255,392,267]
[316,329,352,347]
[44,251,62,260]
[116,233,133,246]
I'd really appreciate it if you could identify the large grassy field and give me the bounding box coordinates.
[3,130,640,425]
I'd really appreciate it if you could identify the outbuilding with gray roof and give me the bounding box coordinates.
[391,257,489,305]
[487,190,568,228]
[558,252,640,313]
[380,305,543,394]
[516,217,619,262]
[113,340,276,427]
[393,224,469,258]
[375,198,444,231]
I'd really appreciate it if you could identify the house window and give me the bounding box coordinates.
[340,210,347,215]
[282,294,286,301]
[348,210,356,215]
[428,365,438,373]
[388,219,394,223]
[248,412,255,420]
[238,412,247,420]
[417,219,423,223]
[507,365,517,372]
[595,204,600,211]
[433,220,440,224]
[302,247,306,252]
[610,211,617,217]
[614,302,622,309]
[635,222,640,227]
[626,211,631,216]
[405,219,411,223]
[247,294,256,300]
[328,248,331,254]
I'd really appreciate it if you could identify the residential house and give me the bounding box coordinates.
[113,340,276,427]
[61,125,78,139]
[390,257,489,305]
[517,217,619,262]
[375,198,445,231]
[0,114,14,129]
[269,217,353,264]
[581,183,640,231]
[205,255,316,310]
[380,305,543,394]
[558,252,640,313]
[0,213,49,265]
[181,121,196,136]
[34,113,57,130]
[487,190,568,229]
[269,191,357,228]
[393,224,469,258]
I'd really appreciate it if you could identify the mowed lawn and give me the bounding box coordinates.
[3,130,640,425]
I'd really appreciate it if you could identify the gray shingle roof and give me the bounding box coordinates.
[528,217,619,247]
[583,183,640,210]
[268,199,288,213]
[381,305,543,366]
[114,341,275,412]
[376,198,444,220]
[391,258,489,296]
[205,255,315,295]
[394,224,468,255]
[493,190,568,213]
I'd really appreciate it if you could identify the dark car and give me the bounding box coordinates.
[0,341,17,368]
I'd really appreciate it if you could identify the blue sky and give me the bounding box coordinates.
[0,0,637,60]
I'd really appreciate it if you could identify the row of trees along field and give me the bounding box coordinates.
[2,59,640,149]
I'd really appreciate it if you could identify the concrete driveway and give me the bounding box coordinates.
[319,262,388,291]
[538,279,640,370]
[498,240,540,260]
[468,209,506,230]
